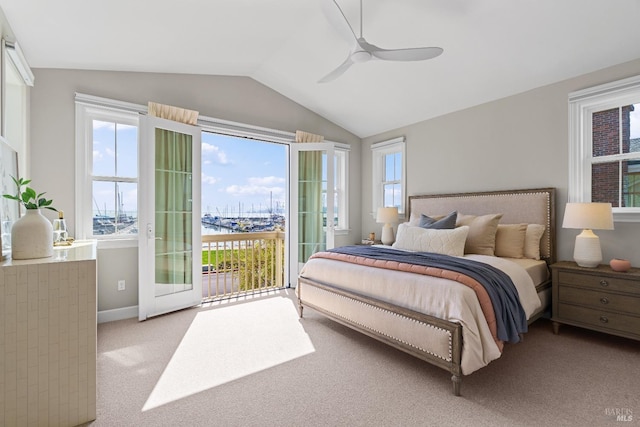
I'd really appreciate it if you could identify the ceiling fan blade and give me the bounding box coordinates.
[370,46,444,61]
[318,54,354,83]
[320,0,358,44]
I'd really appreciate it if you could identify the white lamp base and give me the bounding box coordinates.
[573,229,602,268]
[381,223,395,246]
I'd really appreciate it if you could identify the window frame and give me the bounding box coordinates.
[371,136,406,218]
[568,74,640,222]
[333,144,350,234]
[75,96,141,247]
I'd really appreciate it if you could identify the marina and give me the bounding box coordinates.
[201,212,285,233]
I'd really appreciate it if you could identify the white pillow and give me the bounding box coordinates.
[392,224,469,256]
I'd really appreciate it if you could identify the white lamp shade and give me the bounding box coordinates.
[562,203,614,230]
[376,207,399,224]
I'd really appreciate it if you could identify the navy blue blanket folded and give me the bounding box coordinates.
[325,245,527,343]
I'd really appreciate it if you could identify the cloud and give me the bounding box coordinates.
[224,176,285,197]
[202,143,229,164]
[201,173,219,185]
[247,176,285,186]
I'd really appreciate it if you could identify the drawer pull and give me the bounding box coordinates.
[599,315,609,324]
[599,280,609,287]
[600,297,609,305]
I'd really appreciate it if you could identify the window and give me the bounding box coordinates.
[333,145,349,232]
[591,105,640,207]
[307,145,349,234]
[372,137,405,217]
[2,39,32,175]
[91,118,138,236]
[569,75,640,221]
[76,95,140,244]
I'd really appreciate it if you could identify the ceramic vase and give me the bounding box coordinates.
[11,209,53,260]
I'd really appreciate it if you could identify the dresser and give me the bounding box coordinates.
[1,241,97,426]
[551,261,640,341]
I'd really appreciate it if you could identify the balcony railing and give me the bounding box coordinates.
[201,231,285,300]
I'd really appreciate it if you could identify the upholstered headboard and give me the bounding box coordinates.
[408,188,556,264]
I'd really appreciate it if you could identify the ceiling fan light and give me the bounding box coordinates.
[351,50,371,63]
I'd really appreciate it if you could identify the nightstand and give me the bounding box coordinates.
[551,261,640,341]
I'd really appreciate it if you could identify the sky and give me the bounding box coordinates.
[201,132,286,217]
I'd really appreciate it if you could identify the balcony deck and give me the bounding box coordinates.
[201,231,285,300]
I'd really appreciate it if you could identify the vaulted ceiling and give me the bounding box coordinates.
[2,0,640,138]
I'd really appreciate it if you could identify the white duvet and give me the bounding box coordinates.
[299,252,541,375]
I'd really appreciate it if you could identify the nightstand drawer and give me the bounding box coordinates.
[558,271,640,295]
[558,286,640,316]
[558,303,640,336]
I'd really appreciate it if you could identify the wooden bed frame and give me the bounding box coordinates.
[297,188,556,396]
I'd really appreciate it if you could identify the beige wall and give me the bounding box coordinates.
[29,69,361,314]
[361,58,640,267]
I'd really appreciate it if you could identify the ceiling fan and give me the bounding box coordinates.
[319,0,443,83]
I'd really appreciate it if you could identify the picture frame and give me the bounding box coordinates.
[0,135,20,258]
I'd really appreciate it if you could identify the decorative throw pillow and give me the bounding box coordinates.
[419,211,457,229]
[495,223,528,258]
[456,213,503,255]
[524,224,546,260]
[392,224,469,256]
[409,212,443,226]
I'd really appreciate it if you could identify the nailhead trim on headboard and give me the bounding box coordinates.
[408,188,555,263]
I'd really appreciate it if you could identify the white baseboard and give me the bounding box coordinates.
[98,305,138,323]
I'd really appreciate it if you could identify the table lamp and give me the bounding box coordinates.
[376,207,399,245]
[562,202,614,267]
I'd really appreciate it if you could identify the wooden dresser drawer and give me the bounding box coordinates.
[551,261,640,341]
[557,303,640,337]
[558,286,640,316]
[557,271,640,295]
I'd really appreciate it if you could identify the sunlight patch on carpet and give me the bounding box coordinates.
[142,296,315,411]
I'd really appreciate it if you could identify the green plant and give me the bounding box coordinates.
[2,176,57,211]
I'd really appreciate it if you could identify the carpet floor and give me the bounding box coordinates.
[90,289,639,426]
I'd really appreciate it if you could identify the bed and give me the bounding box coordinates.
[297,188,556,396]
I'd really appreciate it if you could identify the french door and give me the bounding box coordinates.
[289,142,335,285]
[138,116,202,320]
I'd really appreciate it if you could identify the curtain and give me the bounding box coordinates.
[296,131,325,262]
[148,101,199,125]
[154,128,193,287]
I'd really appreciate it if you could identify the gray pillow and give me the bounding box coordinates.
[419,211,457,229]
